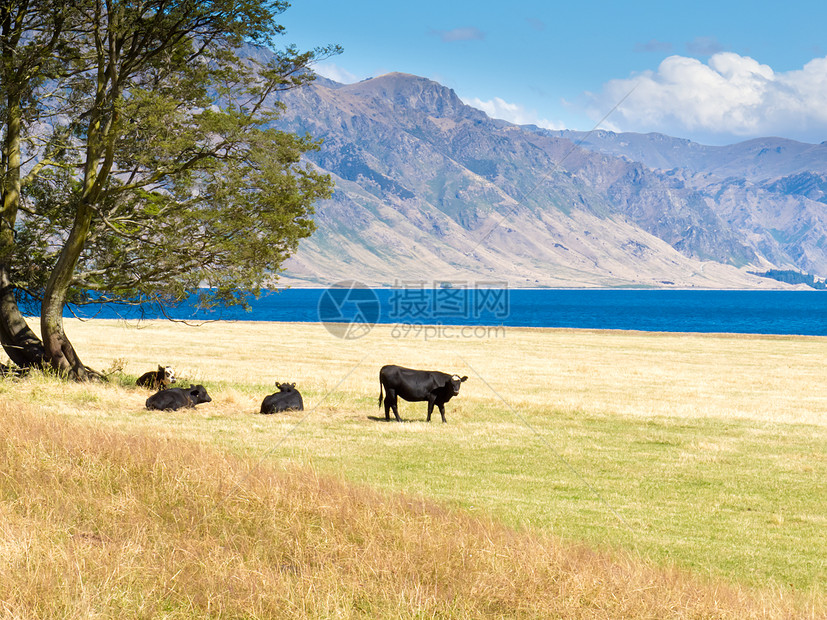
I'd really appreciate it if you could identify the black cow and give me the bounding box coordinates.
[146,384,211,411]
[260,382,304,414]
[378,365,468,423]
[137,365,176,390]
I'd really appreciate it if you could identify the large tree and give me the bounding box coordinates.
[0,0,77,367]
[6,0,338,379]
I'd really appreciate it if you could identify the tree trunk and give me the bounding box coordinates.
[40,202,95,380]
[0,265,46,368]
[0,90,47,368]
[40,30,118,381]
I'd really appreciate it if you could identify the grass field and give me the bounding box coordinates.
[1,318,825,616]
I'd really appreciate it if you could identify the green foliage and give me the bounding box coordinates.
[8,0,340,311]
[749,269,827,289]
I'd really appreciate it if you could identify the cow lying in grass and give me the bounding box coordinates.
[146,384,211,411]
[260,382,304,414]
[137,365,176,390]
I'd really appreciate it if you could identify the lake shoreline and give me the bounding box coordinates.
[57,287,827,336]
[43,315,827,341]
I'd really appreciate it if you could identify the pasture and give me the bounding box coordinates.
[1,318,825,614]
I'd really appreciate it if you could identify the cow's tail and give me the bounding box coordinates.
[378,380,384,407]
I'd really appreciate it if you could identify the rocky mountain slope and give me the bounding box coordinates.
[545,129,827,182]
[265,69,827,288]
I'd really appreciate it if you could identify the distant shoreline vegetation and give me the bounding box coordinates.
[748,269,827,289]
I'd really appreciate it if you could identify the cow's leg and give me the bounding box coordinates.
[438,403,447,423]
[427,397,436,422]
[386,390,402,422]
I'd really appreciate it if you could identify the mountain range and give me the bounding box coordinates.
[265,67,827,288]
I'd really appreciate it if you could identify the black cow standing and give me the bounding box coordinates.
[260,382,304,414]
[378,365,468,423]
[146,384,212,411]
[137,365,176,390]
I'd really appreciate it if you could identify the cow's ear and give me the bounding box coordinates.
[460,376,468,382]
[276,382,282,389]
[290,382,296,388]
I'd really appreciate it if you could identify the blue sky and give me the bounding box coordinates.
[279,1,827,145]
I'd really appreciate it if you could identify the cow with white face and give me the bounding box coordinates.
[137,365,176,390]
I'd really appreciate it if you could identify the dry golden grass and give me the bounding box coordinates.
[40,317,827,427]
[1,318,825,617]
[0,397,820,619]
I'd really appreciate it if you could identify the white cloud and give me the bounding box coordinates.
[592,52,827,143]
[685,36,726,56]
[431,27,485,43]
[634,39,673,53]
[464,96,565,130]
[312,62,361,84]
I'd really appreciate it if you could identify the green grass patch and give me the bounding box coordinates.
[244,402,826,592]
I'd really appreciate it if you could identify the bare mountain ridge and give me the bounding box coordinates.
[265,69,827,287]
[544,129,827,181]
[540,128,827,274]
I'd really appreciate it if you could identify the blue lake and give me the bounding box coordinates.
[71,288,827,337]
